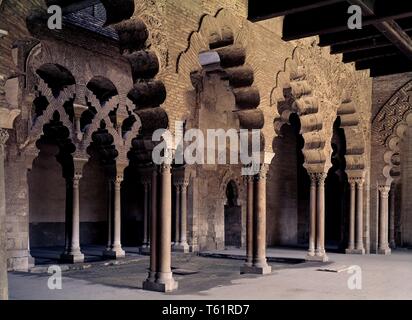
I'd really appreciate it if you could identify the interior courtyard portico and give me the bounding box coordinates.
[1,0,412,299]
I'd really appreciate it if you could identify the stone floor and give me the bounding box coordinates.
[8,247,412,300]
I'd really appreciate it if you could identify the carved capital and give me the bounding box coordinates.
[254,164,269,181]
[378,185,391,197]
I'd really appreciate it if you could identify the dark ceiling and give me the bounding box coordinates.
[248,0,412,77]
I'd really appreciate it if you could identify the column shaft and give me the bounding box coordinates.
[316,174,325,255]
[174,185,180,244]
[389,186,396,248]
[180,183,188,245]
[106,179,112,251]
[111,175,125,257]
[308,175,316,256]
[250,165,271,274]
[378,186,391,254]
[347,181,356,251]
[356,181,364,252]
[246,177,254,266]
[143,183,149,246]
[0,130,9,300]
[149,168,157,279]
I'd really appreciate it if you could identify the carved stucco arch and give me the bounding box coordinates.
[337,91,367,176]
[271,49,330,173]
[21,75,142,167]
[176,9,270,150]
[271,46,367,175]
[373,80,412,185]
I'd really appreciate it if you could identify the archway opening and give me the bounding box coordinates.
[325,117,348,252]
[268,113,310,247]
[28,112,75,263]
[224,180,242,248]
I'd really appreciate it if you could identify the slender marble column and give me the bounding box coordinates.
[346,179,356,253]
[143,181,150,247]
[173,184,180,245]
[389,185,396,249]
[307,174,317,257]
[243,176,254,268]
[105,179,112,252]
[0,129,9,300]
[61,162,85,263]
[355,179,365,253]
[316,173,328,261]
[63,178,73,255]
[178,180,189,252]
[378,185,391,255]
[148,167,158,281]
[108,174,125,258]
[144,164,178,292]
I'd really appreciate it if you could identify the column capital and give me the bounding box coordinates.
[378,185,391,196]
[309,172,327,185]
[254,164,269,181]
[73,158,87,180]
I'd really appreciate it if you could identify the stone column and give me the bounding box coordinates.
[242,176,254,269]
[242,165,271,274]
[177,179,189,252]
[61,160,86,263]
[316,173,328,260]
[378,185,391,255]
[104,179,113,253]
[63,177,73,256]
[346,179,356,253]
[144,164,178,292]
[355,179,365,253]
[0,129,9,300]
[307,174,317,257]
[173,183,180,245]
[147,167,158,280]
[142,181,150,248]
[389,185,396,249]
[104,169,125,259]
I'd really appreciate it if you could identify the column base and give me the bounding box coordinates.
[60,252,84,264]
[143,274,178,292]
[378,247,391,255]
[173,242,189,253]
[139,245,150,254]
[240,264,272,275]
[306,254,329,262]
[28,254,35,269]
[345,248,365,255]
[103,248,125,259]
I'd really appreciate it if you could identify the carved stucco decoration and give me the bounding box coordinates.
[372,80,412,184]
[270,39,369,174]
[134,0,169,72]
[372,80,412,146]
[20,76,141,168]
